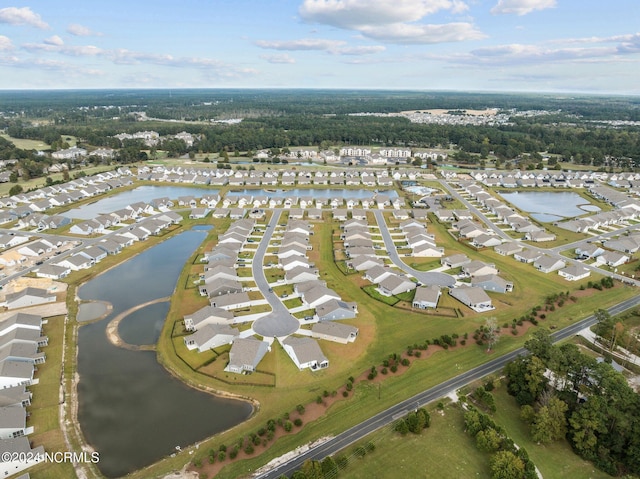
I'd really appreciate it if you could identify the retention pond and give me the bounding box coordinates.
[76,229,252,477]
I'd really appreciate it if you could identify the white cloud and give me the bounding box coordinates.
[0,35,14,51]
[22,41,103,57]
[67,23,102,37]
[0,7,48,29]
[298,0,481,45]
[256,38,346,51]
[260,53,296,64]
[361,22,485,44]
[256,37,386,55]
[43,35,64,46]
[445,41,637,67]
[491,0,556,16]
[299,0,467,28]
[335,45,386,55]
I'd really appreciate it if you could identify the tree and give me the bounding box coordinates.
[531,396,568,443]
[476,427,502,452]
[490,450,525,479]
[484,317,500,352]
[524,329,554,362]
[301,459,323,479]
[321,456,338,478]
[8,184,23,196]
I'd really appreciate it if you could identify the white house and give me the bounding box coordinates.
[282,336,329,371]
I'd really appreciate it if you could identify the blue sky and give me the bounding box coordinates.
[0,0,638,94]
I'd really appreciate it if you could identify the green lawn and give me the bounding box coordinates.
[339,405,490,479]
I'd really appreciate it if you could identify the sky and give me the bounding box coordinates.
[0,0,639,94]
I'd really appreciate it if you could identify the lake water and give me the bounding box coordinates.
[500,191,600,222]
[227,188,398,199]
[118,301,169,346]
[76,230,252,477]
[65,185,219,219]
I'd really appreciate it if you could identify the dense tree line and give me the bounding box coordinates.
[504,328,640,476]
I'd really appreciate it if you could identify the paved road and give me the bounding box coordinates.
[251,210,300,337]
[372,210,455,287]
[255,291,640,479]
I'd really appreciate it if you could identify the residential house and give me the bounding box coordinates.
[471,274,513,293]
[225,337,270,374]
[449,286,494,312]
[4,288,56,310]
[441,254,470,269]
[513,250,542,264]
[558,265,591,281]
[315,299,358,321]
[35,264,70,280]
[533,255,567,273]
[377,274,416,296]
[183,324,240,353]
[412,285,442,309]
[311,322,358,344]
[282,337,329,371]
[494,242,523,256]
[184,306,234,331]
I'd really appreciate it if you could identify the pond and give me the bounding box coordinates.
[65,185,219,219]
[76,230,252,477]
[500,191,600,222]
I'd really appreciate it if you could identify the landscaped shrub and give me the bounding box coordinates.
[294,418,303,427]
[390,365,398,373]
[284,420,293,432]
[244,443,254,455]
[217,451,226,462]
[296,404,305,415]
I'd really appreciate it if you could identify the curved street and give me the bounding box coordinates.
[251,209,300,338]
[372,209,456,287]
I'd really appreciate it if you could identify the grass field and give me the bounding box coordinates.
[339,404,490,479]
[1,133,51,150]
[490,385,610,479]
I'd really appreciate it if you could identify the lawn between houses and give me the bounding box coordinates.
[148,211,636,479]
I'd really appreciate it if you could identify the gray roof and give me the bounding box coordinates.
[282,336,327,366]
[315,299,357,318]
[0,342,41,363]
[0,385,30,407]
[36,264,69,277]
[184,306,234,327]
[187,324,239,347]
[228,337,269,370]
[5,287,53,303]
[0,405,26,429]
[0,360,33,379]
[0,313,42,331]
[312,321,358,340]
[413,285,441,304]
[450,286,492,305]
[302,286,340,306]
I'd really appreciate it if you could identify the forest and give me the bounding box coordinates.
[504,321,640,476]
[0,90,639,172]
